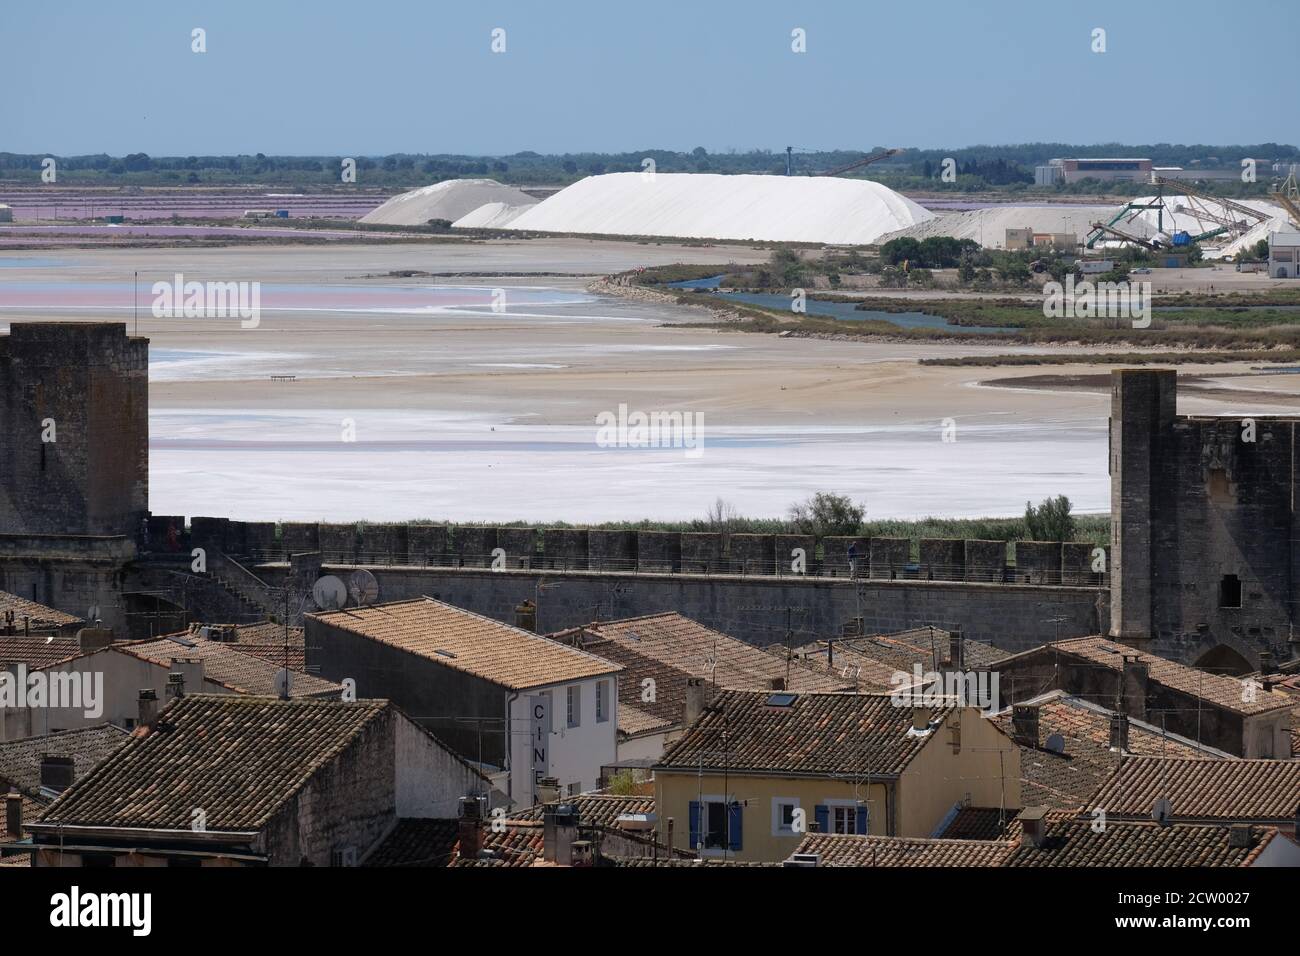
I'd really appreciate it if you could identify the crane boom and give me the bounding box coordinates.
[822,148,904,177]
[1150,177,1271,228]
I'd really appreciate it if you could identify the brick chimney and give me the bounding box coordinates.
[769,676,786,691]
[1120,655,1149,721]
[76,627,114,652]
[948,628,965,670]
[683,677,713,727]
[912,706,931,732]
[4,790,21,841]
[138,688,159,727]
[543,803,579,865]
[1109,713,1130,752]
[1018,806,1049,848]
[457,796,484,860]
[1011,704,1040,747]
[40,755,75,793]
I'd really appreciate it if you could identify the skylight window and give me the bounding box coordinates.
[766,693,797,708]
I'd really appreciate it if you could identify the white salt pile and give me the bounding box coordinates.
[360,179,538,226]
[881,205,1115,249]
[1109,195,1290,259]
[452,201,536,229]
[498,172,934,245]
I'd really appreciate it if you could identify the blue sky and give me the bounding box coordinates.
[3,0,1291,155]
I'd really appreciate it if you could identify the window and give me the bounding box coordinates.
[772,797,800,836]
[596,680,609,723]
[566,685,580,728]
[1220,574,1242,608]
[816,801,868,836]
[832,805,857,835]
[689,798,743,852]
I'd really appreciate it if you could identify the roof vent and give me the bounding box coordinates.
[435,649,457,659]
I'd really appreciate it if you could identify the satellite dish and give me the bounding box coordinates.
[348,569,380,607]
[1045,733,1066,754]
[1152,797,1173,825]
[312,575,348,611]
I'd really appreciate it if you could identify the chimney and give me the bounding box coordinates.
[138,688,159,727]
[76,627,114,652]
[769,676,786,691]
[1227,825,1255,849]
[168,658,205,698]
[1259,650,1276,675]
[1011,704,1040,747]
[912,706,931,732]
[1109,713,1130,752]
[827,639,834,669]
[1120,655,1149,721]
[543,803,579,866]
[1018,806,1049,849]
[948,628,965,671]
[40,755,75,793]
[457,796,484,860]
[4,790,22,841]
[684,677,712,727]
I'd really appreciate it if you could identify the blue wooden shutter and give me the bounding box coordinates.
[688,801,701,849]
[815,804,829,834]
[855,805,868,835]
[728,802,743,851]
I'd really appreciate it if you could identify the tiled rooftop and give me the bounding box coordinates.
[549,612,847,734]
[0,724,130,799]
[1089,757,1300,823]
[120,633,340,698]
[1019,637,1292,716]
[992,692,1213,810]
[310,599,620,691]
[794,832,1014,867]
[185,621,306,670]
[364,818,460,867]
[0,590,84,629]
[0,636,86,670]
[936,806,1016,841]
[36,695,391,832]
[516,794,656,828]
[657,690,953,777]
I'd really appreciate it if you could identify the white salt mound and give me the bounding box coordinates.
[500,172,934,245]
[360,179,538,226]
[881,205,1115,249]
[452,201,535,229]
[1107,195,1290,260]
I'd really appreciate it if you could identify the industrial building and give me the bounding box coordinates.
[1269,230,1300,277]
[1035,158,1153,185]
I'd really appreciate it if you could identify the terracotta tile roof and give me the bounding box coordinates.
[364,818,460,867]
[618,702,674,737]
[185,621,306,669]
[516,794,656,828]
[0,725,130,799]
[451,821,544,867]
[816,627,1005,673]
[119,634,341,698]
[578,613,847,694]
[657,690,952,777]
[0,794,43,842]
[1089,757,1300,823]
[550,612,848,734]
[1027,637,1292,716]
[992,693,1213,810]
[794,832,1015,867]
[937,806,1016,840]
[310,599,620,691]
[35,695,391,832]
[0,590,84,629]
[1002,812,1280,867]
[0,636,85,670]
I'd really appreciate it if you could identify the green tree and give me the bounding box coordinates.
[1024,495,1075,541]
[788,492,865,537]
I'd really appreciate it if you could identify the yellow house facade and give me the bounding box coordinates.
[654,691,1021,863]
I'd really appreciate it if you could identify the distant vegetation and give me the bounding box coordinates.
[1,142,1294,195]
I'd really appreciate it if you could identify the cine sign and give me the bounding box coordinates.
[529,695,551,776]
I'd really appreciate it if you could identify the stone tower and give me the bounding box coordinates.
[1110,368,1299,669]
[0,322,148,537]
